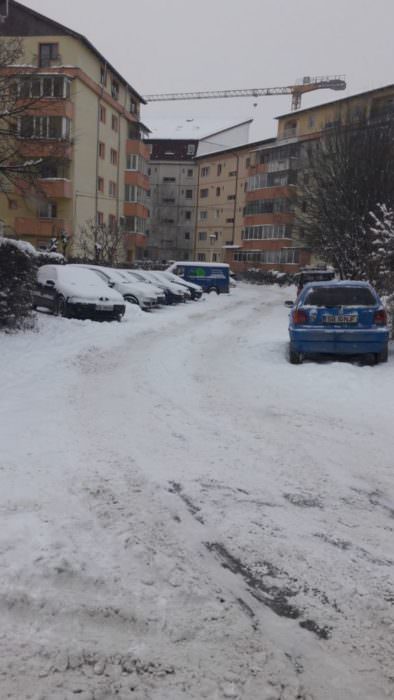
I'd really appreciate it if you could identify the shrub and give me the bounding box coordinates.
[0,238,37,331]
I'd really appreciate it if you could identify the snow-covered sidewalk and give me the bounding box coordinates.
[1,285,393,700]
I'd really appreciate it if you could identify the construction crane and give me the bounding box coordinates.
[144,75,346,111]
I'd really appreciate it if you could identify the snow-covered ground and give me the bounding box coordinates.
[1,284,393,700]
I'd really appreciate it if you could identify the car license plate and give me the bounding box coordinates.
[323,314,358,324]
[96,304,113,311]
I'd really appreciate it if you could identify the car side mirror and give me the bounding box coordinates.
[45,280,55,287]
[108,281,115,288]
[284,300,294,308]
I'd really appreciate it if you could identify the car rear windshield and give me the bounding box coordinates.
[303,286,376,307]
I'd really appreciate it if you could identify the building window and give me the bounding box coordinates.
[242,225,289,240]
[125,184,144,202]
[227,194,235,200]
[197,253,206,261]
[19,115,70,140]
[97,211,104,225]
[39,43,59,68]
[163,176,176,182]
[184,232,190,240]
[38,201,57,219]
[108,214,116,229]
[199,211,208,220]
[187,169,193,177]
[100,66,107,86]
[200,188,208,198]
[109,181,117,198]
[111,114,119,132]
[127,154,138,170]
[19,75,70,99]
[201,166,210,177]
[111,80,119,100]
[245,157,250,168]
[198,231,207,241]
[100,105,106,123]
[184,211,191,220]
[212,253,218,261]
[99,142,105,159]
[8,199,17,210]
[216,187,221,196]
[217,164,222,176]
[110,148,118,166]
[187,144,196,156]
[185,189,193,199]
[97,176,104,192]
[226,218,234,224]
[229,170,237,177]
[129,96,137,114]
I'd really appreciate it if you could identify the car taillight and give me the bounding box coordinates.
[293,309,308,325]
[374,309,387,325]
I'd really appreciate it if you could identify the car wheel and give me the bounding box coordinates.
[125,295,139,305]
[289,345,303,365]
[376,345,388,363]
[55,296,67,317]
[207,286,219,294]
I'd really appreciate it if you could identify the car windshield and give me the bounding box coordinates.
[303,286,376,307]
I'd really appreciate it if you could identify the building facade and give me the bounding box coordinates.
[0,0,150,262]
[193,143,260,263]
[145,139,198,261]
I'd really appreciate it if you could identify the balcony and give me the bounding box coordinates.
[15,217,72,238]
[39,179,72,199]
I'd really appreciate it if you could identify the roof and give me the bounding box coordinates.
[8,1,145,103]
[302,280,373,288]
[276,83,394,120]
[145,117,252,140]
[194,136,276,160]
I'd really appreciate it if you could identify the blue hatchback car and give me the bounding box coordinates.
[287,281,389,365]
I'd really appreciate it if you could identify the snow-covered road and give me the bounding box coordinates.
[1,284,393,700]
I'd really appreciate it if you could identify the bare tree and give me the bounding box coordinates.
[0,37,44,195]
[298,117,394,279]
[75,219,126,265]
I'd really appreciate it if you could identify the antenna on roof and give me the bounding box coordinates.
[0,0,9,22]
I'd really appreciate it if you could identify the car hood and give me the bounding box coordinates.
[56,280,123,302]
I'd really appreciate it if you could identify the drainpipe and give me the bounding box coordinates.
[232,153,240,253]
[193,160,201,259]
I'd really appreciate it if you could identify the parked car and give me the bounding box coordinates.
[295,266,335,295]
[167,261,230,294]
[126,269,187,304]
[287,281,389,365]
[122,270,167,305]
[154,269,203,300]
[33,265,126,321]
[70,265,160,311]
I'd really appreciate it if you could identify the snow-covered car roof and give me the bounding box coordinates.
[38,265,123,301]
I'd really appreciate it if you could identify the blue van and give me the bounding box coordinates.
[167,262,230,294]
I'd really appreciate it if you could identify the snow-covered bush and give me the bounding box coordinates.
[0,238,37,331]
[370,204,394,298]
[36,251,66,267]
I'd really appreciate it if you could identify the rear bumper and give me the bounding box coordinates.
[290,327,389,355]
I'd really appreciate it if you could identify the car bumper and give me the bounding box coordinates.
[68,302,126,320]
[289,326,389,354]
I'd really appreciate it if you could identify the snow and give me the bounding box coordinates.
[38,265,124,302]
[0,237,36,256]
[0,284,393,699]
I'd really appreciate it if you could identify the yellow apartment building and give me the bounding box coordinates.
[193,142,268,263]
[0,0,150,262]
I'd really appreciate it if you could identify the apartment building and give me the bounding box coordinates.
[193,142,262,263]
[0,0,150,262]
[230,83,394,274]
[145,139,198,261]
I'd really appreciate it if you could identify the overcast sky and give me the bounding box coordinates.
[20,0,394,141]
